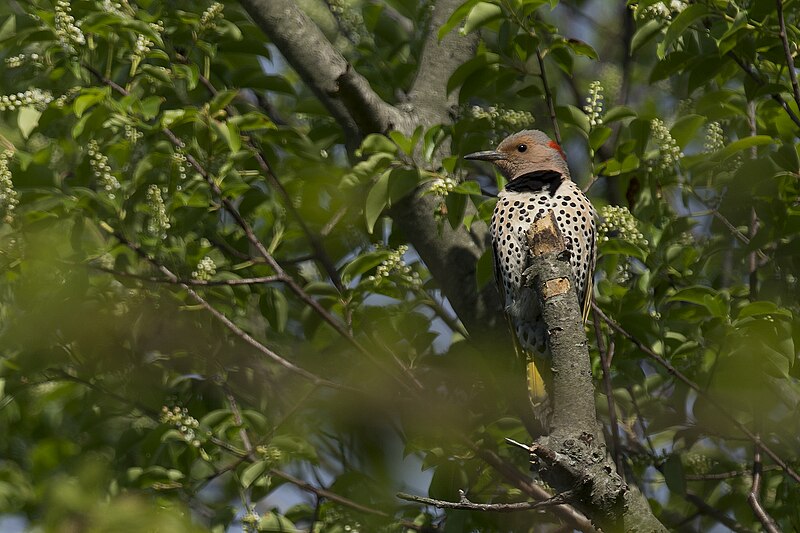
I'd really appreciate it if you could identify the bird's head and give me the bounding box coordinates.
[464,130,569,181]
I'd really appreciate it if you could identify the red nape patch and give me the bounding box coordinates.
[548,140,567,161]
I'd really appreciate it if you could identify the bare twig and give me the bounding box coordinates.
[92,265,283,286]
[747,440,781,533]
[100,222,352,392]
[776,0,800,111]
[593,313,624,476]
[685,492,756,533]
[727,51,800,129]
[187,63,345,293]
[397,489,574,512]
[536,48,562,146]
[594,303,800,485]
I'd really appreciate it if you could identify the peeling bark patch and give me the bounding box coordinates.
[543,277,570,298]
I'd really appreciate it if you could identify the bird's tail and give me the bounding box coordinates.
[526,355,551,407]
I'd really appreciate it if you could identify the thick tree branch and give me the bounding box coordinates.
[239,0,501,337]
[522,211,667,532]
[238,0,407,138]
[407,0,478,124]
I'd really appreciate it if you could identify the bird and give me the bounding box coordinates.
[465,130,596,417]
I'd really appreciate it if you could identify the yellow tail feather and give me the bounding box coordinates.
[526,356,550,406]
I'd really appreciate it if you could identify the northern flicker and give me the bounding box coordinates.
[465,130,596,412]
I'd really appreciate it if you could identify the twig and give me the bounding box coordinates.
[536,48,562,146]
[747,439,781,533]
[101,222,352,392]
[272,470,420,529]
[593,313,624,476]
[91,265,284,286]
[685,465,782,481]
[594,303,800,485]
[188,63,345,293]
[776,0,800,111]
[684,493,756,533]
[727,51,800,129]
[499,0,561,144]
[397,489,573,513]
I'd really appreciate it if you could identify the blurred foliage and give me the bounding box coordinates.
[0,0,798,531]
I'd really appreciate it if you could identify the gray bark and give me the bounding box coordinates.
[525,212,667,533]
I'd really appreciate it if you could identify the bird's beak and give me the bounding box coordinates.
[464,150,506,162]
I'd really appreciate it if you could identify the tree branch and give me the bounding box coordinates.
[397,489,574,512]
[727,51,800,129]
[747,440,780,533]
[594,303,800,485]
[776,0,800,111]
[238,0,407,139]
[522,211,667,532]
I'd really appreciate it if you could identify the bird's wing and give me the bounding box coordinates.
[581,211,598,323]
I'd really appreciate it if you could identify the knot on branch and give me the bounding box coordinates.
[528,435,628,521]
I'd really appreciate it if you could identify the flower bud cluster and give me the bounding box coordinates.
[55,0,86,49]
[468,105,535,134]
[583,81,604,128]
[87,140,121,199]
[633,0,686,21]
[172,150,188,180]
[124,124,143,144]
[704,122,724,153]
[428,175,457,197]
[146,184,170,238]
[5,53,41,69]
[130,21,163,64]
[685,453,715,475]
[365,245,422,289]
[0,89,53,111]
[256,445,284,464]
[0,151,19,224]
[160,405,203,447]
[598,205,648,247]
[199,2,224,32]
[241,509,260,532]
[55,86,81,108]
[650,118,683,171]
[192,256,216,281]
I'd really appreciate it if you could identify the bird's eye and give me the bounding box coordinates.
[517,144,527,153]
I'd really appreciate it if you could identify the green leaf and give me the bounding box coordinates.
[589,126,612,151]
[714,136,773,161]
[662,454,686,495]
[447,52,499,95]
[657,4,708,59]
[17,107,40,139]
[603,106,636,124]
[140,95,162,120]
[667,286,728,318]
[357,134,397,157]
[631,19,662,53]
[556,104,590,134]
[438,0,481,40]
[388,167,420,203]
[462,2,503,35]
[341,251,391,284]
[669,114,705,148]
[73,90,107,118]
[241,460,270,488]
[737,301,792,320]
[209,89,238,114]
[365,170,391,233]
[599,238,647,261]
[564,38,598,60]
[260,289,288,333]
